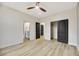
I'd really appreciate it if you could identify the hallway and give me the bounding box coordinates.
[0,37,79,56]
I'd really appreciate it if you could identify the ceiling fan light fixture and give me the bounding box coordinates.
[27,2,47,12]
[35,6,39,9]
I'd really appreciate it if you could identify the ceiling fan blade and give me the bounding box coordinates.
[27,7,35,10]
[39,7,47,12]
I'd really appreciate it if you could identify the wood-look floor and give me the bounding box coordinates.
[0,37,79,56]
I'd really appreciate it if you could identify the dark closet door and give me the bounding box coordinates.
[57,20,68,44]
[36,22,40,39]
[41,25,44,35]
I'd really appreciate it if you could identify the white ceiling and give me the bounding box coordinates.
[2,2,77,18]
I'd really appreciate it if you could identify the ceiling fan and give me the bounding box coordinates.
[27,2,47,12]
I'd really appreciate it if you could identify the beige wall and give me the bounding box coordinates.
[40,7,77,46]
[0,5,37,48]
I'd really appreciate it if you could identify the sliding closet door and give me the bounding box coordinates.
[36,22,40,39]
[57,19,68,44]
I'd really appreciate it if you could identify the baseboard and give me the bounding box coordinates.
[44,39,50,40]
[0,41,23,49]
[30,39,36,40]
[68,42,77,47]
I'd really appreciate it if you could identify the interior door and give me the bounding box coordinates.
[36,22,40,39]
[57,19,68,44]
[41,25,44,35]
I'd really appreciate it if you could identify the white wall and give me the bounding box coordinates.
[40,8,77,46]
[0,5,37,48]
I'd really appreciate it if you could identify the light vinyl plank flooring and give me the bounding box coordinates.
[0,38,79,56]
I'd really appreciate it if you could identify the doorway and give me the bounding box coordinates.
[51,22,58,40]
[24,22,30,40]
[36,22,40,39]
[51,19,68,44]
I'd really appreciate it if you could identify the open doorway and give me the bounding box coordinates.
[36,22,45,40]
[51,19,68,44]
[51,22,58,40]
[36,22,40,39]
[24,22,30,40]
[40,23,45,39]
